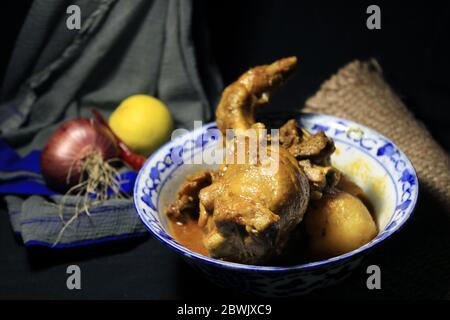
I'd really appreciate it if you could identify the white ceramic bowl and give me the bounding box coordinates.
[133,113,419,297]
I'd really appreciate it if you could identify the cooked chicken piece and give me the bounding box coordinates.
[198,146,309,264]
[165,171,212,222]
[279,119,302,151]
[279,119,335,165]
[279,119,340,198]
[196,57,313,264]
[298,159,341,200]
[216,57,298,134]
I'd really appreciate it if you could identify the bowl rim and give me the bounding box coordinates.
[133,112,419,272]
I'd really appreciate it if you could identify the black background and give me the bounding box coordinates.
[0,0,449,299]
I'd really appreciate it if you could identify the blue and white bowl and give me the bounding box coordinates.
[133,113,418,297]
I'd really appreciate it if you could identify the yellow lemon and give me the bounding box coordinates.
[109,94,173,156]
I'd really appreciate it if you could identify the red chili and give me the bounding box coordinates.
[117,141,146,171]
[91,109,146,171]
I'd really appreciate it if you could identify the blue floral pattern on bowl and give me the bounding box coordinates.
[133,113,419,297]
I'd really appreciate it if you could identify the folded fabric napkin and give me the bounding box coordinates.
[0,138,144,247]
[0,0,222,247]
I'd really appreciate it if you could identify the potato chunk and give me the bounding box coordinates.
[305,191,377,259]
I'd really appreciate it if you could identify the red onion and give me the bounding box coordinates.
[41,118,119,191]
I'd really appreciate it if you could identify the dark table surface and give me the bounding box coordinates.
[1,1,450,300]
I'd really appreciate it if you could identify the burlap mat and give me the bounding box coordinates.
[304,60,450,212]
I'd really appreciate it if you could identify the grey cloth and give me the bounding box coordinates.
[0,0,222,246]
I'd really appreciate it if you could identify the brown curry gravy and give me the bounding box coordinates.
[169,218,209,256]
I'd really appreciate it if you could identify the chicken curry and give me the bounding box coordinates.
[166,57,377,265]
